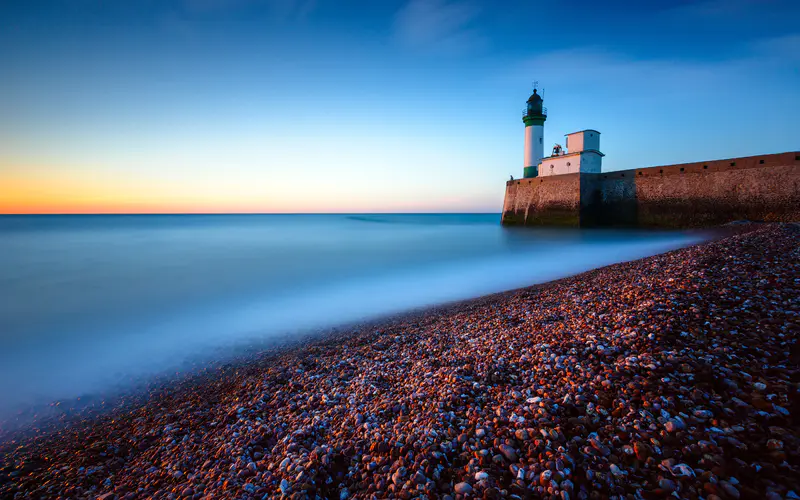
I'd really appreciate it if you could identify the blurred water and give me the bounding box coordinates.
[0,214,704,416]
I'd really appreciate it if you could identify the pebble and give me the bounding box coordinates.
[659,478,677,492]
[634,441,652,460]
[766,439,783,450]
[498,444,517,462]
[454,482,473,495]
[672,463,696,478]
[719,481,740,499]
[665,418,685,432]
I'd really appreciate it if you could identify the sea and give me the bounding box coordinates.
[0,214,705,419]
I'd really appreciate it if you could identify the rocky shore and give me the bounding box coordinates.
[1,224,798,500]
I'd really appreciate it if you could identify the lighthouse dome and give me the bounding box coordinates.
[527,89,543,103]
[525,89,545,118]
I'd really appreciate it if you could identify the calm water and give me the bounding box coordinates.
[0,214,704,417]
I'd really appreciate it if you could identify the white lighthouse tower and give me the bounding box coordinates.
[522,88,547,178]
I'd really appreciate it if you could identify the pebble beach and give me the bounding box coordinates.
[1,224,798,500]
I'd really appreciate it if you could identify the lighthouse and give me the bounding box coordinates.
[522,88,547,178]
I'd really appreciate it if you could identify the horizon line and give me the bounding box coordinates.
[0,211,503,216]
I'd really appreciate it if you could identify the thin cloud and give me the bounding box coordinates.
[182,0,254,13]
[394,0,483,53]
[516,48,718,96]
[182,0,316,19]
[164,0,316,37]
[510,35,799,99]
[264,0,317,21]
[662,0,798,28]
[665,0,765,18]
[749,33,800,63]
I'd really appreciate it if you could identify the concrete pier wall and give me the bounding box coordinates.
[502,151,800,228]
[501,173,582,226]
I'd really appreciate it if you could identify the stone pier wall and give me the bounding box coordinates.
[502,151,800,228]
[501,173,582,226]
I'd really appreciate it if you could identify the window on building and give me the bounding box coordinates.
[539,138,542,144]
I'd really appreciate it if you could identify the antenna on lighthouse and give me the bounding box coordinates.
[533,81,539,92]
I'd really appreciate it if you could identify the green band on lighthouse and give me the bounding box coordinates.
[523,115,546,126]
[523,166,538,178]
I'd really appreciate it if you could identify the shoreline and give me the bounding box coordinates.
[1,223,797,499]
[0,226,722,437]
[0,219,711,423]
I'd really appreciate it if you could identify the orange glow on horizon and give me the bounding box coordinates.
[1,168,495,214]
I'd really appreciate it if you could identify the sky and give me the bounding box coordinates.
[1,0,798,214]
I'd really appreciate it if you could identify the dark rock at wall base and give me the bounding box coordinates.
[500,211,525,226]
[635,199,800,228]
[502,209,580,227]
[527,209,580,227]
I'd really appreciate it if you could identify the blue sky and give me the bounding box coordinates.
[1,0,799,213]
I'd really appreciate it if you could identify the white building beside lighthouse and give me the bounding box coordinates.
[520,87,604,178]
[538,130,605,177]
